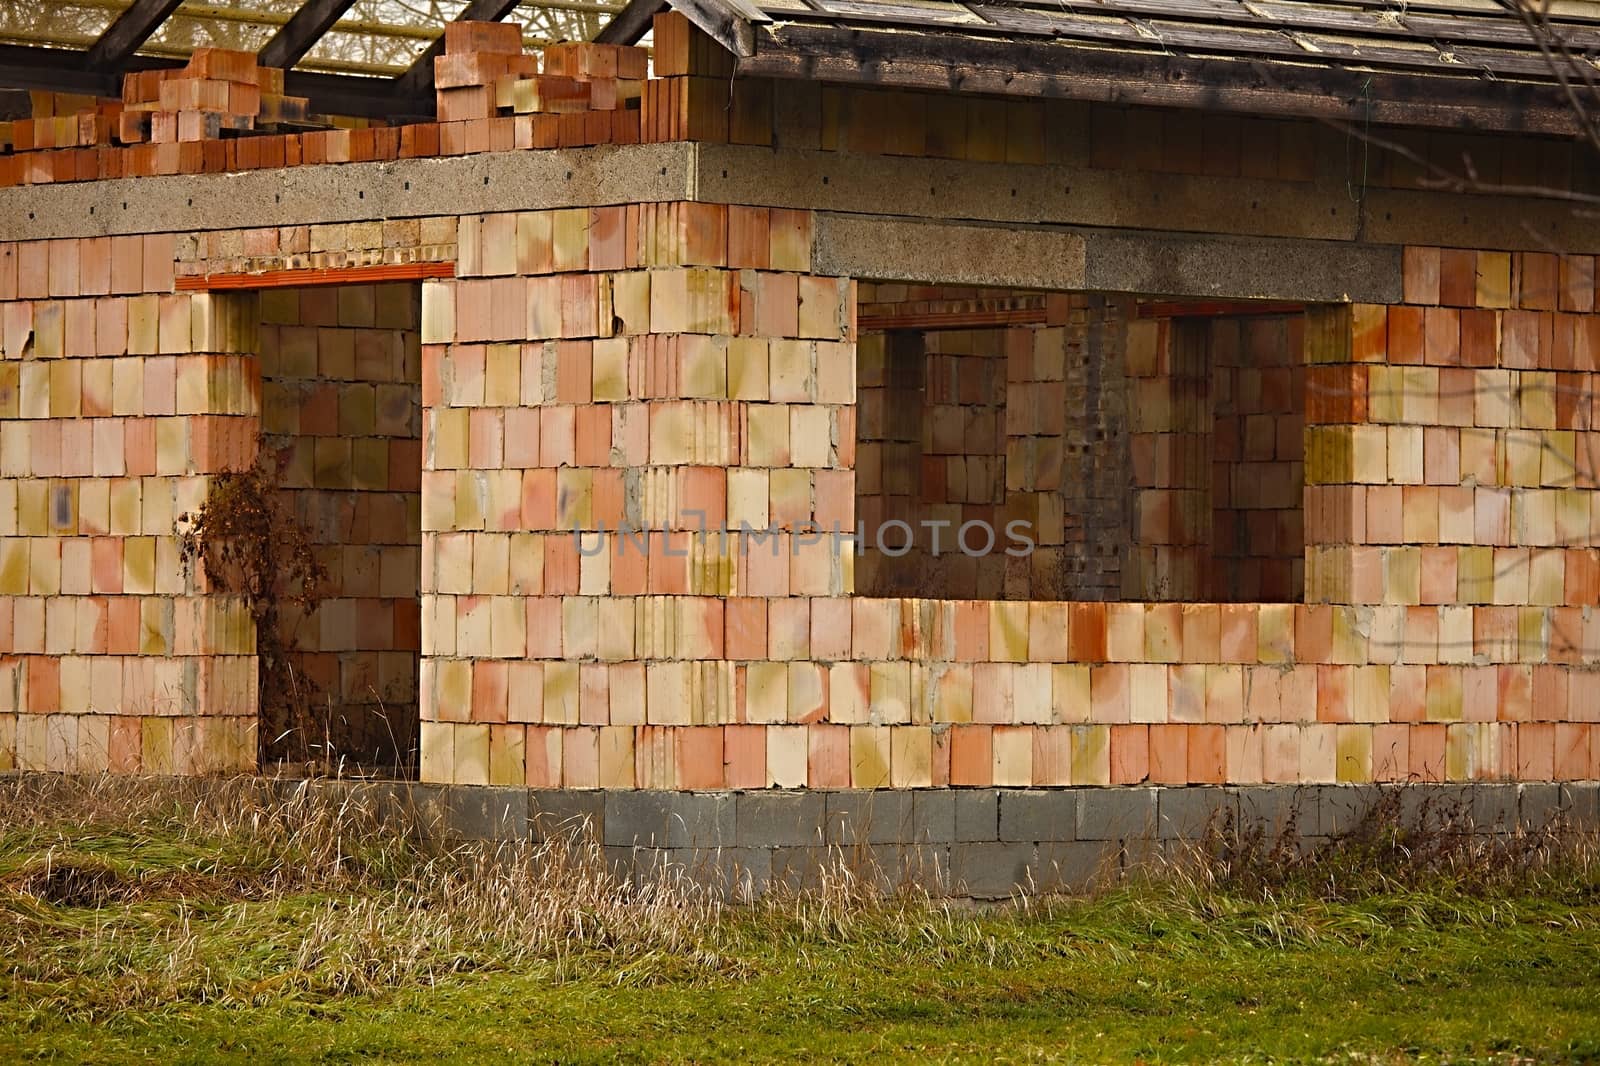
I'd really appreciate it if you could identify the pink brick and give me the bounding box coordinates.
[1409,723,1447,781]
[1109,724,1149,784]
[1147,723,1188,783]
[1187,724,1226,785]
[807,723,850,787]
[724,724,766,788]
[676,726,724,789]
[1553,722,1591,780]
[948,723,993,786]
[1225,725,1262,784]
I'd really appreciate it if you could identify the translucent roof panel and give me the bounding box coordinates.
[0,0,117,52]
[0,0,627,78]
[143,12,279,58]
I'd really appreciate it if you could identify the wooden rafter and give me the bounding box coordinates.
[0,42,428,119]
[258,0,363,70]
[82,0,185,71]
[594,0,664,44]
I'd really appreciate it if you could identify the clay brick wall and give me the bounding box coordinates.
[258,283,421,768]
[415,201,858,787]
[0,235,259,775]
[3,153,1599,789]
[1305,248,1600,613]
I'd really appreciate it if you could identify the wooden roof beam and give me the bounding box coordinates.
[82,0,185,71]
[597,0,765,55]
[258,0,363,70]
[594,0,665,44]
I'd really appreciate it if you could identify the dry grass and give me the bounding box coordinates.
[4,775,1600,1061]
[0,774,741,1014]
[1168,786,1600,902]
[3,774,1598,1018]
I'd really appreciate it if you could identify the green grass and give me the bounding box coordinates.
[2,777,1599,1064]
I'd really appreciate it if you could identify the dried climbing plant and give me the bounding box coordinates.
[178,443,328,767]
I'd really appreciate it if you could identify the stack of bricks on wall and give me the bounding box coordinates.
[0,12,1597,793]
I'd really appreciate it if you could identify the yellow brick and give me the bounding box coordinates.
[598,726,634,787]
[768,339,812,402]
[1051,664,1090,723]
[484,343,521,407]
[556,468,593,529]
[419,721,454,782]
[141,717,174,775]
[890,726,933,787]
[18,363,49,420]
[746,661,788,723]
[992,725,1033,787]
[47,360,80,418]
[610,273,651,334]
[0,540,26,595]
[453,723,490,785]
[1336,724,1371,782]
[849,724,891,788]
[743,404,790,467]
[544,659,582,726]
[436,658,471,717]
[157,294,192,355]
[551,209,589,272]
[1070,725,1110,785]
[1351,425,1387,484]
[869,661,911,724]
[15,481,47,537]
[1475,251,1512,309]
[590,337,628,402]
[430,407,469,469]
[789,406,830,468]
[420,281,455,344]
[154,419,188,475]
[727,337,769,400]
[988,600,1029,663]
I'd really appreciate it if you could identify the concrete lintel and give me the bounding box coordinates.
[0,143,696,241]
[696,143,1358,245]
[1081,229,1403,304]
[816,213,1401,304]
[813,214,1087,291]
[699,144,1600,255]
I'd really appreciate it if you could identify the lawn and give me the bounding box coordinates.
[2,776,1598,1064]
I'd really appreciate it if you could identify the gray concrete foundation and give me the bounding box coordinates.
[296,780,1600,900]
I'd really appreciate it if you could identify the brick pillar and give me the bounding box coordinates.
[417,203,857,787]
[0,235,259,775]
[1303,246,1600,781]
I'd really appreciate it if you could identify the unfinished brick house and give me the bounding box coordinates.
[2,0,1599,887]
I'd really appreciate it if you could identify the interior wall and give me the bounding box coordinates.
[1123,312,1307,602]
[258,283,422,769]
[855,285,1130,600]
[857,285,1306,604]
[1207,314,1306,601]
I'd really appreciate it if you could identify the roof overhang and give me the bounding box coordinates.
[603,0,1600,137]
